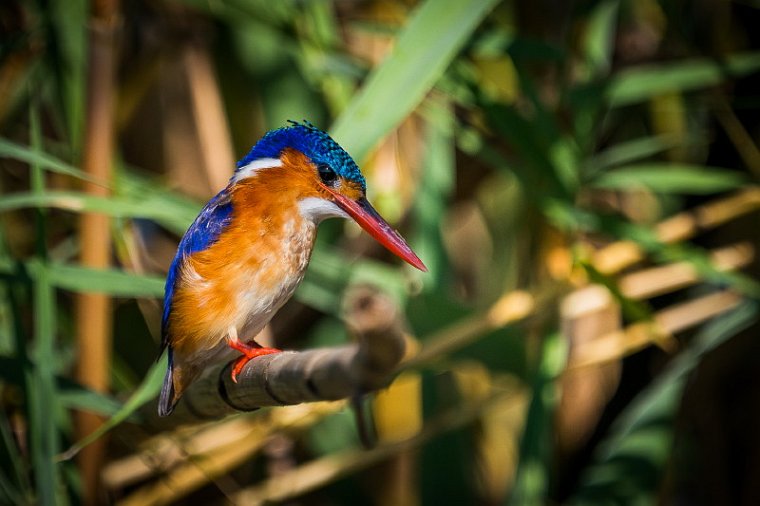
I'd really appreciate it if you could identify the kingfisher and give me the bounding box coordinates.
[158,121,426,416]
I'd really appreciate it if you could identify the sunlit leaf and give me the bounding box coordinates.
[60,356,167,460]
[592,164,745,194]
[25,261,165,297]
[581,0,619,79]
[0,191,193,233]
[331,0,501,161]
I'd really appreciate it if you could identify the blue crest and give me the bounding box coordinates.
[236,120,366,189]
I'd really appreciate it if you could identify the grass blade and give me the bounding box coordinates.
[592,164,745,194]
[331,0,500,161]
[607,52,760,107]
[570,301,757,505]
[25,102,66,505]
[0,138,94,183]
[27,265,65,505]
[28,261,165,297]
[509,332,568,505]
[60,355,167,460]
[581,0,619,79]
[0,191,194,234]
[585,135,682,171]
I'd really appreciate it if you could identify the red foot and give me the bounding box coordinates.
[228,340,280,383]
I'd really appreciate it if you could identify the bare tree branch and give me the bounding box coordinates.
[156,286,408,425]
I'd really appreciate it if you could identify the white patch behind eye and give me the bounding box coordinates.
[231,157,282,183]
[298,197,349,223]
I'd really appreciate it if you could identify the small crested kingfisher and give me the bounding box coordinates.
[158,121,426,416]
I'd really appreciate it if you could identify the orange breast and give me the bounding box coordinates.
[168,175,317,359]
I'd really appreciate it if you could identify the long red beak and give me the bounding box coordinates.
[327,189,427,272]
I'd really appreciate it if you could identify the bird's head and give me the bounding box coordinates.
[233,121,426,271]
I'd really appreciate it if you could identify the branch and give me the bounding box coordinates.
[159,287,408,424]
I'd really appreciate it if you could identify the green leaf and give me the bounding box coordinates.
[59,356,167,461]
[606,52,760,107]
[570,301,757,505]
[0,191,194,233]
[592,164,745,194]
[58,384,125,418]
[509,332,568,505]
[27,264,65,505]
[25,261,165,297]
[331,0,501,161]
[0,404,31,504]
[582,0,619,79]
[45,0,87,145]
[581,262,652,321]
[0,138,92,182]
[585,135,682,171]
[412,99,455,287]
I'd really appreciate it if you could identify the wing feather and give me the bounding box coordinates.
[160,187,234,350]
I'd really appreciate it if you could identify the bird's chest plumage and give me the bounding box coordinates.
[234,216,315,336]
[169,204,316,356]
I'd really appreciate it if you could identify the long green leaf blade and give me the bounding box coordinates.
[30,262,165,297]
[331,0,500,161]
[607,52,760,107]
[60,356,167,460]
[27,266,64,505]
[0,192,194,233]
[592,164,745,194]
[585,135,682,171]
[570,301,757,505]
[0,138,93,183]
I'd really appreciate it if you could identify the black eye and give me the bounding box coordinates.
[317,164,338,186]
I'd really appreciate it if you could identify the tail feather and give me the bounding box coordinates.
[158,348,178,416]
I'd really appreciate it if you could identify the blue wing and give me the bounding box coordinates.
[161,187,234,349]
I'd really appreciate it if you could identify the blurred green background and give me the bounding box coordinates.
[2,0,760,504]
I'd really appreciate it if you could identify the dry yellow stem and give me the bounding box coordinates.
[593,188,760,274]
[618,242,754,299]
[114,402,343,506]
[568,290,743,370]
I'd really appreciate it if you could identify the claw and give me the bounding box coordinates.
[227,338,280,382]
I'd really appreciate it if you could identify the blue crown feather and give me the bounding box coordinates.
[236,120,366,189]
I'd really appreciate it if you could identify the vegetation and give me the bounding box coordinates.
[1,0,759,504]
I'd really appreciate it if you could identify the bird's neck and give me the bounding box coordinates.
[227,173,318,270]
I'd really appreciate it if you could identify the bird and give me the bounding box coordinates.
[158,121,426,416]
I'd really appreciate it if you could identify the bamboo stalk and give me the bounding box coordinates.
[74,1,119,503]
